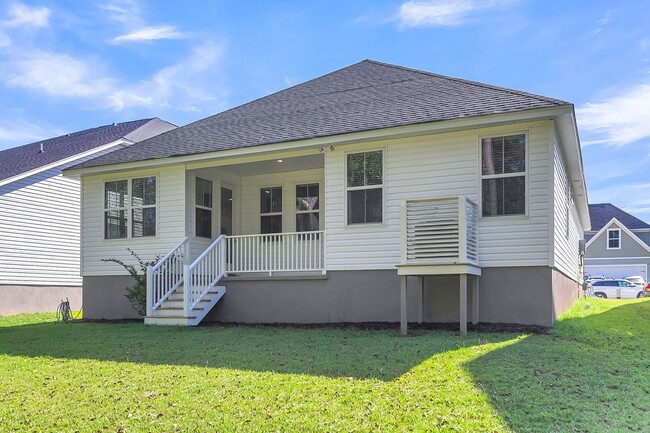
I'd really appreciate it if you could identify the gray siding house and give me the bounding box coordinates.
[0,119,176,315]
[65,60,590,332]
[584,203,650,281]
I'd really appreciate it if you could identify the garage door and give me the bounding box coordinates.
[585,264,647,280]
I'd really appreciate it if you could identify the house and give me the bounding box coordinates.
[584,203,650,281]
[0,118,176,315]
[64,60,590,333]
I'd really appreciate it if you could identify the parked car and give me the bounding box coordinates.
[591,279,644,299]
[644,284,650,298]
[624,275,646,287]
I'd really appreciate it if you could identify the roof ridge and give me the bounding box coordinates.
[363,59,569,106]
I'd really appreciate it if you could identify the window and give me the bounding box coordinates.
[195,178,212,238]
[481,134,526,216]
[346,150,383,224]
[296,183,319,232]
[261,187,282,233]
[607,228,620,249]
[104,177,156,239]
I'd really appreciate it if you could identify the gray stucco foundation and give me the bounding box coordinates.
[0,285,82,316]
[82,266,579,327]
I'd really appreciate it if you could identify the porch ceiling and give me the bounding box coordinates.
[213,154,324,176]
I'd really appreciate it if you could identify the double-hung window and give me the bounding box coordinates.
[195,178,213,238]
[296,183,319,232]
[346,150,383,225]
[260,187,282,233]
[104,176,156,239]
[607,228,620,249]
[481,134,526,217]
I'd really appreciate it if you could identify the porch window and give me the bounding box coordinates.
[607,228,620,249]
[346,150,383,225]
[104,176,156,239]
[481,134,526,217]
[296,183,319,232]
[261,187,282,233]
[195,177,212,238]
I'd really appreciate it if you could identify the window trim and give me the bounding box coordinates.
[295,182,320,232]
[478,132,528,218]
[103,175,158,240]
[195,177,213,239]
[344,148,386,227]
[260,185,283,234]
[607,228,621,250]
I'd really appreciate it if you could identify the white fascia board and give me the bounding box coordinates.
[555,111,590,230]
[65,106,574,177]
[585,218,650,253]
[1,138,133,186]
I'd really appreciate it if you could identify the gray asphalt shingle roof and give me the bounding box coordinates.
[589,203,650,231]
[0,119,156,182]
[76,59,570,169]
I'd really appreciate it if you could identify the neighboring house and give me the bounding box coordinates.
[65,60,590,332]
[0,118,176,315]
[584,203,650,281]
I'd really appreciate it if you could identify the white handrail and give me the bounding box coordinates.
[227,231,324,275]
[146,237,189,316]
[185,235,227,314]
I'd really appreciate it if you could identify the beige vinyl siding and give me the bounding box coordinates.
[239,169,324,234]
[552,133,583,281]
[81,165,186,276]
[324,121,553,270]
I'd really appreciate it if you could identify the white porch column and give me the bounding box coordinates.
[459,274,467,335]
[400,275,408,335]
[472,276,479,325]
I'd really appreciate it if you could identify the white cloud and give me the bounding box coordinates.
[5,51,114,98]
[0,118,57,149]
[111,25,187,43]
[396,0,514,28]
[3,3,50,28]
[577,83,650,146]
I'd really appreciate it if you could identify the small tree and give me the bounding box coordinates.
[102,249,159,317]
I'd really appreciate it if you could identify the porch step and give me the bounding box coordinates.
[145,285,226,326]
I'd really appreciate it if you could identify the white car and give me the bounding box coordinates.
[624,275,646,287]
[591,279,644,299]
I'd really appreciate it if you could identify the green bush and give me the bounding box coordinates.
[102,249,159,317]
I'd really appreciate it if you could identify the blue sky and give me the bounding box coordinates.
[1,0,649,220]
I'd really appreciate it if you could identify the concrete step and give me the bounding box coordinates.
[144,315,196,326]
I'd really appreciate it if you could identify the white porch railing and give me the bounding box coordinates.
[226,231,325,275]
[401,196,479,265]
[185,235,227,313]
[147,237,189,316]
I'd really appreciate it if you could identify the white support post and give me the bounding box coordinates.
[459,274,467,335]
[472,276,479,325]
[417,276,424,324]
[183,264,191,317]
[146,265,153,317]
[400,276,408,335]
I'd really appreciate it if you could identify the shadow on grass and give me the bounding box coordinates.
[466,300,650,433]
[0,319,515,381]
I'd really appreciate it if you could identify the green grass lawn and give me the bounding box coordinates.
[1,298,648,432]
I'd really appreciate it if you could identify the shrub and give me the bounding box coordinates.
[102,249,160,317]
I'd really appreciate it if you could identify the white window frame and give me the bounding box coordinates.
[295,183,320,232]
[260,185,283,234]
[344,148,385,226]
[195,177,213,239]
[479,132,528,218]
[103,176,158,240]
[607,228,621,250]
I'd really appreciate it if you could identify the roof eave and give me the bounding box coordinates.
[65,105,573,176]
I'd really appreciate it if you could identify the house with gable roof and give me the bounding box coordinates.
[584,203,650,282]
[64,60,590,333]
[0,118,176,315]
